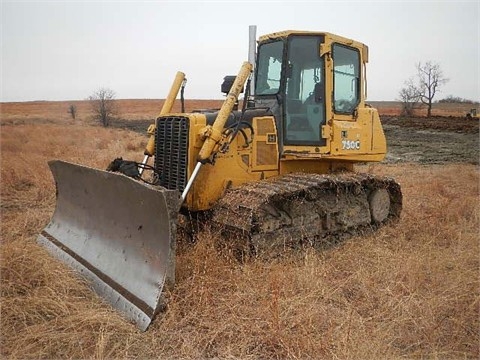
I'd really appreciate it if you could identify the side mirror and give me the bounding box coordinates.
[221,76,244,95]
[286,64,293,78]
[314,82,324,103]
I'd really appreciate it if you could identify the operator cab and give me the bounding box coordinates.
[254,31,365,152]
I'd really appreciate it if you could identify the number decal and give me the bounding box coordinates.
[342,140,360,150]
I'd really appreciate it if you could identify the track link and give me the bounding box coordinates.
[212,172,402,256]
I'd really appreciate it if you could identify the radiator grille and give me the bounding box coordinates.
[256,141,277,166]
[256,117,275,136]
[154,116,189,192]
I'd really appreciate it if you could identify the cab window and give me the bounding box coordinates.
[333,44,360,114]
[255,41,283,95]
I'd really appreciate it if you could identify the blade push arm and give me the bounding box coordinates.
[141,71,186,172]
[181,61,252,202]
[197,61,252,163]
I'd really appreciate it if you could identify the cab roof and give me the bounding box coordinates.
[258,30,368,62]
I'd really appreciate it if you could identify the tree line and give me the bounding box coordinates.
[398,61,477,117]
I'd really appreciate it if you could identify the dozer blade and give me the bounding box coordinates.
[37,160,179,331]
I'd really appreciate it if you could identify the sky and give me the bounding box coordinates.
[1,0,479,102]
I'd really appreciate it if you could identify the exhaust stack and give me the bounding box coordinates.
[248,25,257,97]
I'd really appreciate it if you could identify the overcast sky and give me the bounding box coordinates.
[1,0,479,102]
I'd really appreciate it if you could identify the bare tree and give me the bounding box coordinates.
[416,61,448,117]
[398,78,422,117]
[68,104,77,119]
[89,88,116,126]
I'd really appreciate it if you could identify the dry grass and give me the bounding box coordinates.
[1,119,479,358]
[0,99,224,124]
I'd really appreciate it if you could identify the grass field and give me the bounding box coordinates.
[1,101,479,358]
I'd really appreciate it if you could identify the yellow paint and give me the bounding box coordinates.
[154,32,389,212]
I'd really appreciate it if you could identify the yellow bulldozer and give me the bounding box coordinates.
[466,108,478,119]
[38,29,402,330]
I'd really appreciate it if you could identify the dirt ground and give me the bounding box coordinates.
[381,116,479,164]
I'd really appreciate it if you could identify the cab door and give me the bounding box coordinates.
[330,43,370,157]
[283,35,328,151]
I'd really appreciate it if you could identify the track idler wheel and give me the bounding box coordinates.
[368,188,391,223]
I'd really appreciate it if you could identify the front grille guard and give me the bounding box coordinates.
[154,116,189,192]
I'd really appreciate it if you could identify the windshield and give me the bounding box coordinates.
[255,41,283,95]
